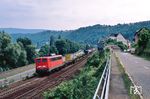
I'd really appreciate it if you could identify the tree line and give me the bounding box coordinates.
[39,35,85,56]
[135,28,150,57]
[0,31,36,72]
[11,20,150,45]
[0,32,85,72]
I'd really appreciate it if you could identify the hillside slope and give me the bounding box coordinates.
[10,20,150,46]
[0,28,45,34]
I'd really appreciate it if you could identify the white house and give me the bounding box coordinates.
[109,33,130,48]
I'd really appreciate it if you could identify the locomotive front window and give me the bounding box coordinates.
[42,58,47,62]
[51,57,56,61]
[57,57,62,60]
[51,57,62,61]
[36,59,41,63]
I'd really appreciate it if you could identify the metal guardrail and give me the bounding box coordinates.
[93,56,111,99]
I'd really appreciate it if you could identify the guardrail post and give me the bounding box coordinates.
[105,57,111,99]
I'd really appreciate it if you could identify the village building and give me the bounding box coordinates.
[109,33,130,48]
[134,28,147,44]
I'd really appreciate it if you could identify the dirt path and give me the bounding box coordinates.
[109,53,129,99]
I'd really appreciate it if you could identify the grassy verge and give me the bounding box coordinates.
[132,52,150,61]
[138,54,150,61]
[114,53,141,99]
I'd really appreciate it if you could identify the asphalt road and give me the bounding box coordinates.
[116,52,150,99]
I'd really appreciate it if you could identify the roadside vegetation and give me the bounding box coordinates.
[115,53,141,99]
[43,50,109,99]
[135,28,150,60]
[106,38,128,51]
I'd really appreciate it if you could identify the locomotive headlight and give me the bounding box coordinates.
[42,65,46,68]
[37,66,46,68]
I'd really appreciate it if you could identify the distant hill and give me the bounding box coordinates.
[0,28,45,34]
[11,30,69,47]
[66,21,150,43]
[10,20,150,46]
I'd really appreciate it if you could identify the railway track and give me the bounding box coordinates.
[0,54,92,99]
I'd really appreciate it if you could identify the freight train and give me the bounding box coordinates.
[35,50,85,74]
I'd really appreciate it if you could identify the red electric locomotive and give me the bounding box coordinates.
[35,55,64,74]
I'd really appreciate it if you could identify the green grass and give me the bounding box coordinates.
[114,53,141,99]
[132,53,150,61]
[139,54,150,61]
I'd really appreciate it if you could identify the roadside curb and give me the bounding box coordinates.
[114,52,143,99]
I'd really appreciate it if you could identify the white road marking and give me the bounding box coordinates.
[144,66,149,70]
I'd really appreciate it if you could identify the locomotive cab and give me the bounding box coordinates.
[35,55,63,74]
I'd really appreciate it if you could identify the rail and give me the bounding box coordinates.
[93,55,111,99]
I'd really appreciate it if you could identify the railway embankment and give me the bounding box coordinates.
[43,51,108,99]
[0,52,91,99]
[0,64,35,88]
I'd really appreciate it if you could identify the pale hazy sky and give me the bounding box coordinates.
[0,0,150,30]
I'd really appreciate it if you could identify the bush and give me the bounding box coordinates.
[106,39,128,51]
[0,32,35,71]
[135,28,150,58]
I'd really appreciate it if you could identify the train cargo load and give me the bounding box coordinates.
[65,54,75,61]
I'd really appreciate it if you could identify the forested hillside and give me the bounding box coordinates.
[11,30,69,47]
[10,20,150,46]
[0,28,45,34]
